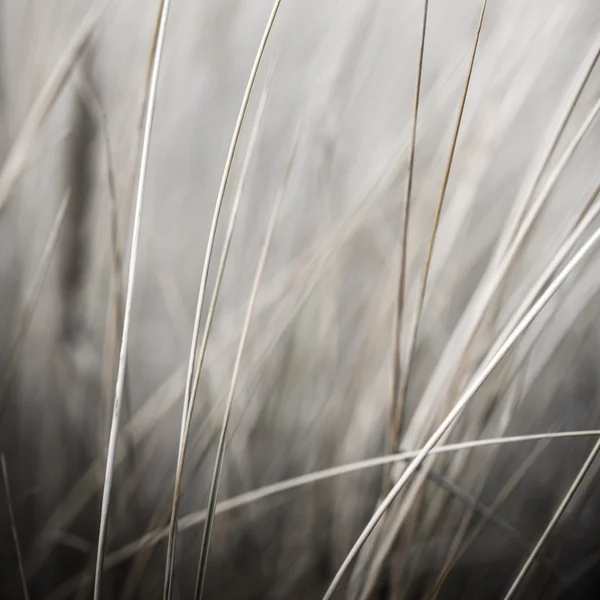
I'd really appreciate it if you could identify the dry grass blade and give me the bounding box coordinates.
[5,4,600,600]
[396,0,488,454]
[193,130,297,600]
[169,0,283,475]
[360,350,535,600]
[41,428,600,600]
[389,0,429,454]
[492,29,600,264]
[406,31,600,461]
[0,0,108,216]
[501,91,600,272]
[503,437,600,599]
[352,2,489,595]
[0,191,70,418]
[1,454,30,600]
[160,0,282,591]
[481,179,600,375]
[363,262,600,595]
[481,54,600,350]
[205,53,466,363]
[320,198,600,600]
[92,1,173,598]
[76,71,141,516]
[162,59,275,599]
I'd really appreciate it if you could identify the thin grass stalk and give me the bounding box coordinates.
[92,1,173,597]
[162,59,275,598]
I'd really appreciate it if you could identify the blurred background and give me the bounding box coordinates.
[2,1,600,598]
